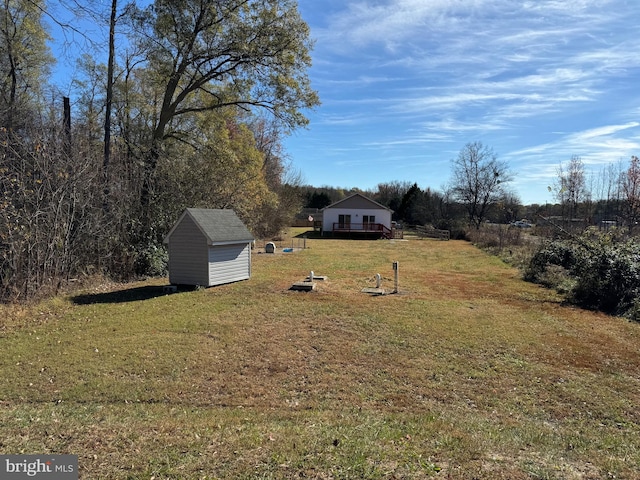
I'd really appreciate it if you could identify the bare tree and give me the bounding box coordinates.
[248,115,286,190]
[592,164,616,222]
[555,156,586,224]
[620,155,640,234]
[450,141,511,229]
[0,111,101,301]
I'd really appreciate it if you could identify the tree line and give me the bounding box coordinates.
[549,154,640,234]
[301,143,640,237]
[299,142,516,234]
[1,0,319,301]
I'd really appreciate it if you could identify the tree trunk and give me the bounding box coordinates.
[103,0,117,211]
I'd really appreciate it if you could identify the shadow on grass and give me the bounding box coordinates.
[71,285,193,305]
[295,230,322,239]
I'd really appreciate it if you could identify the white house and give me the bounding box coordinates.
[163,208,254,287]
[321,193,395,238]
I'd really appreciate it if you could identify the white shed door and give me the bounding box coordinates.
[208,243,250,286]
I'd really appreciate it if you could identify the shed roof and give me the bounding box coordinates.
[323,193,392,212]
[164,208,254,245]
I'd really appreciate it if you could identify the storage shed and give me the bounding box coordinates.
[163,208,254,287]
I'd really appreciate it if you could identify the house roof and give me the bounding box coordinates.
[164,208,254,244]
[323,193,392,212]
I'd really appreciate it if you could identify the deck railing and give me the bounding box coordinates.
[331,222,400,238]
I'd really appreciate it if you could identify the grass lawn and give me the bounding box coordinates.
[1,230,639,479]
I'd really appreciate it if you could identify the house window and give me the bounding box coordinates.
[338,214,351,228]
[363,215,375,228]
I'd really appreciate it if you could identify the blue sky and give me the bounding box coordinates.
[285,0,640,205]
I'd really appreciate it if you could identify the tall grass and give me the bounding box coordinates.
[1,231,638,478]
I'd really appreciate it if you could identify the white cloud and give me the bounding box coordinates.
[316,0,493,52]
[289,1,640,203]
[313,0,639,125]
[573,123,640,141]
[505,122,640,197]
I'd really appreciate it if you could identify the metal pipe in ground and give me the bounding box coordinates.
[393,261,399,293]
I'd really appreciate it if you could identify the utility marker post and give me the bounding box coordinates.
[392,261,399,293]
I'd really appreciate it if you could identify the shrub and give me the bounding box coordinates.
[524,241,578,285]
[526,231,640,320]
[571,240,640,319]
[134,242,168,277]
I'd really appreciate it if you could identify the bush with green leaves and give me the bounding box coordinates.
[526,229,640,321]
[134,242,168,277]
[571,239,640,319]
[524,241,578,285]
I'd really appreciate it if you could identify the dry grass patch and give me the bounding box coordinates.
[1,231,639,478]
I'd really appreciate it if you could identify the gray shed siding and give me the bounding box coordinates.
[168,214,209,286]
[208,243,251,286]
[165,208,253,287]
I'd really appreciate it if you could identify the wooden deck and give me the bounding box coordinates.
[330,223,402,239]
